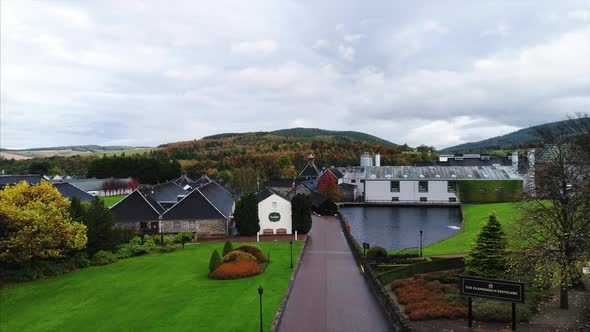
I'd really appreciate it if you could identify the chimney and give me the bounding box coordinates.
[527,149,535,168]
[511,151,518,169]
[375,153,381,167]
[307,153,315,166]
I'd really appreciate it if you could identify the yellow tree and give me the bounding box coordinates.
[0,181,87,265]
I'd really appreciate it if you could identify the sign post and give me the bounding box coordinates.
[459,275,524,331]
[362,242,370,257]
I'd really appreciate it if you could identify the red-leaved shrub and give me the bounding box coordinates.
[209,261,261,280]
[235,245,269,263]
[222,250,257,263]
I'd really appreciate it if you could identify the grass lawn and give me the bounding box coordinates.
[99,194,127,207]
[421,202,522,256]
[0,241,303,332]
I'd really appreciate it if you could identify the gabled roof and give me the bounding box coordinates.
[162,187,224,220]
[257,188,290,202]
[197,181,234,219]
[53,182,94,202]
[141,182,186,203]
[194,174,212,186]
[326,167,344,179]
[265,178,305,188]
[173,173,197,188]
[0,175,42,188]
[298,162,320,178]
[67,178,133,192]
[110,190,161,222]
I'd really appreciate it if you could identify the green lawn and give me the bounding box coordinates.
[0,241,303,332]
[421,202,522,256]
[99,194,127,207]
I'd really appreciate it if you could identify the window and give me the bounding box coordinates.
[272,202,277,210]
[189,221,196,230]
[351,179,356,183]
[419,181,429,192]
[447,181,457,193]
[140,222,147,230]
[174,221,180,230]
[390,181,400,192]
[449,197,457,202]
[420,197,427,202]
[391,197,399,202]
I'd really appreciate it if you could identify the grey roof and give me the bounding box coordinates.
[326,167,344,179]
[0,175,42,188]
[197,181,234,218]
[141,182,187,203]
[298,161,320,178]
[67,178,132,192]
[353,166,522,181]
[257,188,289,202]
[173,173,198,188]
[110,190,161,222]
[53,183,94,202]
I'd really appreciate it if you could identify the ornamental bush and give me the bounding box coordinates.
[209,249,222,272]
[209,261,261,280]
[222,240,234,256]
[91,251,118,266]
[223,250,257,263]
[175,231,193,248]
[235,245,269,263]
[366,246,388,259]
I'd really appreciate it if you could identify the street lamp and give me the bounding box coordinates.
[258,285,264,332]
[419,229,423,257]
[290,240,293,268]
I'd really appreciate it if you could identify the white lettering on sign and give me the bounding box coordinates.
[465,285,518,295]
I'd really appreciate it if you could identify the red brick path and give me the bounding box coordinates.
[277,215,389,332]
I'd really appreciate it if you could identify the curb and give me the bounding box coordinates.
[269,235,310,332]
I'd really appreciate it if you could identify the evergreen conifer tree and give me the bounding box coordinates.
[292,194,312,234]
[465,213,508,279]
[234,193,260,236]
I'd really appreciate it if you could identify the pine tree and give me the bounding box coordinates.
[68,196,85,222]
[83,197,117,255]
[292,194,312,234]
[465,213,508,279]
[234,193,260,236]
[222,240,234,256]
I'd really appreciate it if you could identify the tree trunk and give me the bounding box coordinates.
[560,265,569,309]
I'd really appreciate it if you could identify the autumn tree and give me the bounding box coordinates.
[318,171,341,202]
[234,193,260,236]
[0,181,87,265]
[276,155,298,178]
[515,115,590,309]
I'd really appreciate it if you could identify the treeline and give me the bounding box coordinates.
[87,155,181,184]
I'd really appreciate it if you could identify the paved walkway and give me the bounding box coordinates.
[278,215,390,332]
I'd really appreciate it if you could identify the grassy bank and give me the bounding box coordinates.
[421,202,522,256]
[0,241,303,332]
[99,194,127,207]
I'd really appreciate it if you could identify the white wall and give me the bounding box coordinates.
[364,180,458,203]
[258,194,292,235]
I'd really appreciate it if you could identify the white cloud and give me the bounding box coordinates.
[481,22,511,37]
[423,20,449,34]
[230,39,279,56]
[313,39,330,49]
[337,44,355,61]
[568,9,590,21]
[343,33,363,42]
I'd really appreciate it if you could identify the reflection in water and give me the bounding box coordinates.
[340,207,462,251]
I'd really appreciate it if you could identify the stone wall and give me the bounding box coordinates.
[115,218,227,238]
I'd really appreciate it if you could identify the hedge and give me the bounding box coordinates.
[378,257,465,285]
[457,180,522,203]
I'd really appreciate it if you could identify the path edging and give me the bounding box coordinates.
[269,235,309,332]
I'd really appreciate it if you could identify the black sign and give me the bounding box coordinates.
[459,275,525,303]
[362,242,370,249]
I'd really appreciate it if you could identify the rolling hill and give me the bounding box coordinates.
[0,145,154,159]
[440,118,590,153]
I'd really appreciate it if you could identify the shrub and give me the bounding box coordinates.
[223,251,257,263]
[472,300,533,322]
[156,244,177,253]
[116,244,148,259]
[209,261,261,280]
[366,246,388,259]
[91,251,118,266]
[235,245,269,263]
[175,231,193,248]
[209,249,222,272]
[406,300,467,320]
[72,252,91,268]
[129,236,143,245]
[222,240,234,256]
[143,238,157,250]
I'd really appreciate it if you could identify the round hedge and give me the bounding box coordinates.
[222,250,257,263]
[366,246,388,259]
[209,261,261,280]
[235,245,269,263]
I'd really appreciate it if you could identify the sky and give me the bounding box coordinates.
[1,1,589,150]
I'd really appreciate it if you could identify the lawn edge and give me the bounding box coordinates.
[270,235,309,332]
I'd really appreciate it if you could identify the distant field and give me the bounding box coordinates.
[0,148,157,159]
[99,195,128,207]
[0,241,303,332]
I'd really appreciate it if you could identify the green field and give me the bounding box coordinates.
[0,241,303,332]
[99,194,128,207]
[421,202,522,256]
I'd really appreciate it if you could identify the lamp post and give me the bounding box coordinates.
[258,285,264,332]
[419,229,423,257]
[290,240,293,268]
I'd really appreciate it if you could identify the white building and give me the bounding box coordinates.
[257,188,292,235]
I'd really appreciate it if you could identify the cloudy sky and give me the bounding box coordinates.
[1,1,589,149]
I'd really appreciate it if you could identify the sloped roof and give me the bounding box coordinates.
[356,166,521,181]
[327,167,344,179]
[67,178,133,192]
[194,174,212,186]
[141,182,186,203]
[265,178,305,188]
[197,181,234,219]
[298,162,320,178]
[162,189,223,220]
[110,190,161,222]
[173,173,197,188]
[53,182,94,202]
[257,188,290,202]
[0,175,42,188]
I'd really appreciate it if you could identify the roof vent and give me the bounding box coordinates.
[402,174,408,178]
[419,174,425,178]
[451,174,457,178]
[429,166,434,170]
[385,174,392,179]
[468,174,473,178]
[371,175,376,179]
[435,174,441,178]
